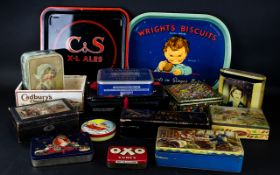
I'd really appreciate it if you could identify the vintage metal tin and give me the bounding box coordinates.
[129,12,231,87]
[41,7,130,81]
[21,50,64,90]
[218,68,266,109]
[97,68,154,96]
[81,119,116,142]
[209,105,270,140]
[155,126,244,173]
[15,75,87,112]
[31,132,94,167]
[8,99,79,143]
[107,146,147,169]
[120,109,211,138]
[165,82,223,112]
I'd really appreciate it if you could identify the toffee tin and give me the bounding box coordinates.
[218,68,266,109]
[155,126,244,173]
[41,7,130,81]
[31,132,94,167]
[209,105,270,140]
[107,146,147,169]
[81,119,116,142]
[129,12,231,87]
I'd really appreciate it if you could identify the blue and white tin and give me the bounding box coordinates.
[97,68,154,96]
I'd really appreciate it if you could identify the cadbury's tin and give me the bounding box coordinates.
[81,119,116,142]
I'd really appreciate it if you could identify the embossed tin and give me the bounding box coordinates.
[209,105,270,140]
[8,99,79,143]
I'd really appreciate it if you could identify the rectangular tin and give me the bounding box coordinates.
[120,109,211,138]
[155,126,244,173]
[21,50,64,90]
[31,132,93,167]
[8,99,79,143]
[165,82,223,112]
[107,146,147,169]
[15,75,86,112]
[97,68,154,96]
[41,7,130,82]
[218,68,266,109]
[209,105,270,140]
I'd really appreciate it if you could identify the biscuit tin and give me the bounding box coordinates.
[15,75,86,111]
[97,68,154,96]
[41,7,130,81]
[129,12,231,87]
[81,119,116,142]
[155,126,244,172]
[8,99,79,143]
[210,105,270,140]
[120,109,211,138]
[218,68,266,109]
[165,82,222,112]
[107,146,147,169]
[21,50,64,90]
[31,132,94,167]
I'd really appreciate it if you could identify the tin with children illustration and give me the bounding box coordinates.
[129,12,231,87]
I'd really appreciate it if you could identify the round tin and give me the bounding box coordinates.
[81,119,116,142]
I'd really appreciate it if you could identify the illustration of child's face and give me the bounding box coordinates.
[42,67,56,80]
[231,89,242,100]
[164,47,188,65]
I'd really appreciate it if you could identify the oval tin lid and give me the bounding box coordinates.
[81,119,116,137]
[129,12,231,88]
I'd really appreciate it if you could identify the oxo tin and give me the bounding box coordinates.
[97,68,154,96]
[81,119,116,142]
[31,132,94,167]
[41,7,130,81]
[107,146,147,169]
[129,12,231,87]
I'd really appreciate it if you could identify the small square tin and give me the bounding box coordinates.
[155,126,244,173]
[8,99,79,143]
[41,7,130,82]
[218,68,266,109]
[209,105,270,140]
[97,68,154,96]
[31,132,94,167]
[21,50,64,90]
[120,109,211,138]
[165,82,223,112]
[107,146,147,169]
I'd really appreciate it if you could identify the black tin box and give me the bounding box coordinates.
[8,99,79,143]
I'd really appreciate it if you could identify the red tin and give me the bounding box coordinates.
[107,146,147,169]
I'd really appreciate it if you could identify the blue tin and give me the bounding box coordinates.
[129,13,231,88]
[155,127,244,173]
[97,68,154,96]
[31,132,94,167]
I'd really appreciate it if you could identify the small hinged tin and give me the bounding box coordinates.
[218,68,266,109]
[8,99,79,143]
[97,68,154,96]
[165,82,223,112]
[107,146,147,169]
[31,132,94,167]
[129,12,231,87]
[41,7,130,82]
[120,109,211,138]
[21,50,64,90]
[155,126,244,173]
[209,105,270,140]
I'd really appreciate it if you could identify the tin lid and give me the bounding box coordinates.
[165,82,222,103]
[156,126,244,156]
[129,12,231,87]
[97,68,154,84]
[41,7,130,81]
[81,119,116,137]
[220,68,266,81]
[210,105,270,129]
